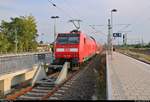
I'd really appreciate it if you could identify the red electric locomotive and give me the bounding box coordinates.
[54,30,99,65]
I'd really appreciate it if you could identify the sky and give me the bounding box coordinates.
[0,0,150,44]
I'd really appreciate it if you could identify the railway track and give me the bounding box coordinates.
[17,76,57,100]
[5,72,59,100]
[15,70,79,100]
[6,57,94,100]
[6,67,80,100]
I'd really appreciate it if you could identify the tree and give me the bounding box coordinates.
[145,42,150,48]
[0,15,38,53]
[0,32,10,53]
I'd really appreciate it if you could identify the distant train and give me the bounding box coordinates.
[53,30,103,65]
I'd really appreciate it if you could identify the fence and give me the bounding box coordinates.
[0,52,53,75]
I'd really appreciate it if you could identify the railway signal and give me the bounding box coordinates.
[123,34,127,45]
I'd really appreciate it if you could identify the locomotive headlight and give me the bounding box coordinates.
[56,48,64,52]
[70,48,78,52]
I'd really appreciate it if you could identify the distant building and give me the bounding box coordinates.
[37,44,51,52]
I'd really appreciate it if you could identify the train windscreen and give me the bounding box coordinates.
[56,34,80,44]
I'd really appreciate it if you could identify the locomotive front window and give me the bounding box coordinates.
[56,37,68,44]
[68,37,79,44]
[56,34,80,44]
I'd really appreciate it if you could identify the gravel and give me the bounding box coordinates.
[54,54,105,100]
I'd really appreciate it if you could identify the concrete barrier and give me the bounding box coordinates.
[0,65,38,96]
[55,62,70,85]
[31,64,47,86]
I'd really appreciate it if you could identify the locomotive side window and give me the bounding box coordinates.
[84,38,86,44]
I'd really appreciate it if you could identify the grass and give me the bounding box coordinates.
[117,49,150,63]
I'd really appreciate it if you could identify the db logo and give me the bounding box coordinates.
[64,48,70,52]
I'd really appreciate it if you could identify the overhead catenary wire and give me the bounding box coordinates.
[48,0,74,19]
[117,24,131,33]
[48,0,106,36]
[89,25,107,36]
[48,0,150,44]
[48,0,56,7]
[48,0,82,30]
[62,0,82,19]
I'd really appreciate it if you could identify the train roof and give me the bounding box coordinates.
[57,30,96,42]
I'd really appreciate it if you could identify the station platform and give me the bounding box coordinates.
[107,52,150,100]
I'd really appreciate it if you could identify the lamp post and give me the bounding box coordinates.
[51,16,59,42]
[110,9,117,55]
[108,19,111,55]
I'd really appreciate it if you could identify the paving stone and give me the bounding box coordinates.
[107,52,150,100]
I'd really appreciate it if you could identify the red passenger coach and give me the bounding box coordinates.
[54,30,99,65]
